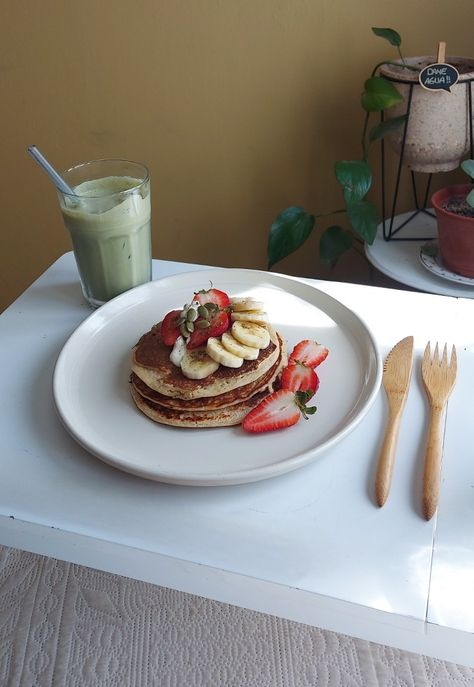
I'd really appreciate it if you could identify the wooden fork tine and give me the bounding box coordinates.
[422,341,430,372]
[441,343,448,366]
[421,341,457,521]
[450,345,457,373]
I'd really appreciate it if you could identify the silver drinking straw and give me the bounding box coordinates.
[27,145,76,195]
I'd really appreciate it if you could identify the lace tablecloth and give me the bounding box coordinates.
[1,546,473,687]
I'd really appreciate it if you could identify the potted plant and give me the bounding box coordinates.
[379,58,474,173]
[267,29,474,270]
[431,159,474,277]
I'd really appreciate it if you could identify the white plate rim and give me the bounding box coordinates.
[419,242,474,286]
[53,268,382,486]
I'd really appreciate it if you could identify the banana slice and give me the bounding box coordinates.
[180,348,219,380]
[230,297,265,312]
[231,310,268,324]
[206,337,244,368]
[221,331,260,360]
[231,321,270,349]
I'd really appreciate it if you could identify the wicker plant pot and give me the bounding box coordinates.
[431,184,474,277]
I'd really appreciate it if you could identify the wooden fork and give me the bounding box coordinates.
[421,342,457,521]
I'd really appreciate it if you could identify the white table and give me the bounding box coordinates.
[1,253,474,666]
[366,212,474,298]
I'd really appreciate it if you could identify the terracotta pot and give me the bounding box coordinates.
[380,57,474,173]
[431,184,474,277]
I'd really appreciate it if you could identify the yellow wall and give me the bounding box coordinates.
[1,0,472,311]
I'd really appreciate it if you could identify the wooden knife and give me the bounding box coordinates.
[375,336,414,507]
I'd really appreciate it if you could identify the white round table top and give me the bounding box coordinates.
[365,211,474,299]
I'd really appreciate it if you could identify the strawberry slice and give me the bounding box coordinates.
[160,309,182,346]
[242,389,316,433]
[193,287,231,309]
[289,340,329,368]
[187,309,230,349]
[281,361,320,398]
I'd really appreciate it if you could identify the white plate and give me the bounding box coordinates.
[419,242,474,286]
[53,269,382,486]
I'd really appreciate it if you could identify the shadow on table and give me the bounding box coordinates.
[366,386,432,519]
[24,280,87,310]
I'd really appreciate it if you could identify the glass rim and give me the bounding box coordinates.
[60,158,149,199]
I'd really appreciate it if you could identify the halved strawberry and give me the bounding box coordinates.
[187,309,230,349]
[193,287,231,309]
[242,389,316,433]
[281,361,320,398]
[289,340,329,368]
[160,309,182,346]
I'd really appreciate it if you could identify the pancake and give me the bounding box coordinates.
[130,385,274,428]
[132,324,283,400]
[130,341,284,410]
[130,332,286,410]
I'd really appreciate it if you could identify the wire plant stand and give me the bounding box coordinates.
[379,75,474,242]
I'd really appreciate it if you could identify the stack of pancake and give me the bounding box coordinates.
[130,323,287,428]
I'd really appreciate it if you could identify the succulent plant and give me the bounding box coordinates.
[461,159,474,207]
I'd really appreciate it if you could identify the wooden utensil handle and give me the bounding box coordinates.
[423,405,444,520]
[375,407,403,507]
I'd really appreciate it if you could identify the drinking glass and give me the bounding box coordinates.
[57,159,152,308]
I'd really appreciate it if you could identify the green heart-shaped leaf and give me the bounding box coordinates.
[346,200,378,243]
[267,206,315,269]
[319,225,353,266]
[361,77,403,112]
[369,114,407,143]
[371,27,402,47]
[335,160,372,204]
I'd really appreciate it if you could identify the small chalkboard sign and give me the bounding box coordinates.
[419,41,459,92]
